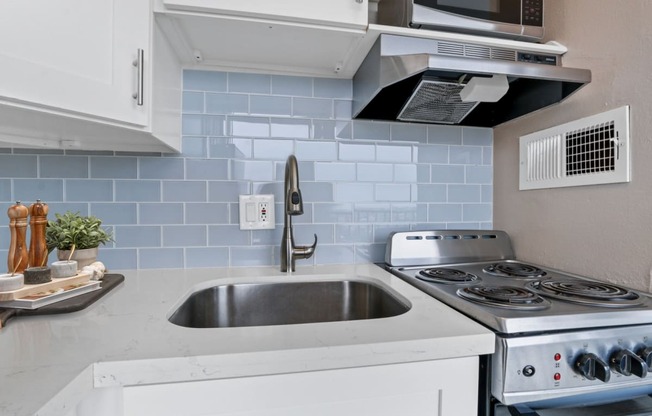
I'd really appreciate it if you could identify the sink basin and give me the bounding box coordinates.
[168,280,411,328]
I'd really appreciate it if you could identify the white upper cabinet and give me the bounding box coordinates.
[0,0,148,126]
[156,0,371,78]
[0,0,182,153]
[163,0,369,30]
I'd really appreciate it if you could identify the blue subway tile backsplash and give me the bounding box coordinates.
[183,70,226,92]
[14,179,63,202]
[0,69,492,269]
[271,75,313,97]
[0,155,38,177]
[228,73,271,94]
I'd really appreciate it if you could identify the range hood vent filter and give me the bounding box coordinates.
[398,80,479,124]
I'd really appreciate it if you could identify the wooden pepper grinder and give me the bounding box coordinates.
[28,199,49,268]
[8,201,29,274]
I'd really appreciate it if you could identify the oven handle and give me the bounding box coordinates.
[506,404,539,416]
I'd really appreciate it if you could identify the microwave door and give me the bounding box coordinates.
[410,0,543,41]
[413,0,521,25]
[414,0,523,25]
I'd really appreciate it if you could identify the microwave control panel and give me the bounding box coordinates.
[523,0,543,26]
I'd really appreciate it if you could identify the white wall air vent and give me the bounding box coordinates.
[519,106,631,190]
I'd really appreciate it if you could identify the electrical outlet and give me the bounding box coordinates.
[239,195,275,230]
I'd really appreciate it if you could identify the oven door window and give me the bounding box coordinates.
[415,0,523,25]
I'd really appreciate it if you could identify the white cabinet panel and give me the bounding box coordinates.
[157,13,368,78]
[163,0,368,30]
[123,357,479,416]
[0,0,149,126]
[157,0,370,78]
[0,0,182,152]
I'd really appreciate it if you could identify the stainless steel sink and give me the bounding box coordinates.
[168,280,411,328]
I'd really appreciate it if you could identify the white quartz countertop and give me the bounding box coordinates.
[0,264,495,416]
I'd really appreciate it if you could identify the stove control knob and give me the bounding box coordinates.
[611,349,648,378]
[637,346,652,368]
[576,353,611,382]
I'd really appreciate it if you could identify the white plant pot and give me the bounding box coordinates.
[0,273,24,291]
[51,261,78,278]
[57,247,99,269]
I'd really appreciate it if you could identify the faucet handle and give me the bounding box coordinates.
[293,234,318,260]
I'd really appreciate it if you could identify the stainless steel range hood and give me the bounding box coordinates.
[352,34,592,127]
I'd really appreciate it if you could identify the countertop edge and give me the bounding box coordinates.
[92,332,495,389]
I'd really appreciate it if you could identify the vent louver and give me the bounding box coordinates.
[519,106,630,190]
[465,45,491,59]
[566,121,616,176]
[436,41,514,62]
[491,48,516,61]
[437,41,464,56]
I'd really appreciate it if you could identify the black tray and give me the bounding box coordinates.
[0,274,124,328]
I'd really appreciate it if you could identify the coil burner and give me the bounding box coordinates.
[457,285,551,310]
[528,279,643,308]
[483,262,546,278]
[418,268,479,284]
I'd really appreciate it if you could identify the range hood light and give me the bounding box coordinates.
[460,75,509,103]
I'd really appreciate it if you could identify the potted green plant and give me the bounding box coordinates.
[46,212,113,268]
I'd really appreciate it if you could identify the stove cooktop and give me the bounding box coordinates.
[392,260,652,334]
[385,230,652,335]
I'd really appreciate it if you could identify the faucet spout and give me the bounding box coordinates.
[281,155,317,272]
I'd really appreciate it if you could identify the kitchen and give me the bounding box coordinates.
[1,0,651,415]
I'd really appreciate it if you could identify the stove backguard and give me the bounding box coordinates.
[385,230,514,267]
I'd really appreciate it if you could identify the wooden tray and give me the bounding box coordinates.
[0,272,91,301]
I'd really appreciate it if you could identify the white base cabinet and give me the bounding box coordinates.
[122,357,479,416]
[0,0,182,153]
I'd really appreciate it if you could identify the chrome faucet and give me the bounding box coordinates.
[281,154,317,272]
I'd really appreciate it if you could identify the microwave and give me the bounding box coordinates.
[377,0,544,42]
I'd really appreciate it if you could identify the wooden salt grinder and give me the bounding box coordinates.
[28,199,49,268]
[8,201,29,273]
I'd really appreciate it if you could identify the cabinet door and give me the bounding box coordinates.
[0,0,149,126]
[163,0,368,30]
[123,357,479,416]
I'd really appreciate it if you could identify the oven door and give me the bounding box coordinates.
[482,330,652,416]
[481,355,652,416]
[493,395,652,415]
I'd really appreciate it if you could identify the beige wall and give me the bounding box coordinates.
[493,0,652,290]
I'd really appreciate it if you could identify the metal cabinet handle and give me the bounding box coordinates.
[132,49,144,106]
[355,0,363,3]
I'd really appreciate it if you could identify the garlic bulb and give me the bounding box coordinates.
[82,261,106,280]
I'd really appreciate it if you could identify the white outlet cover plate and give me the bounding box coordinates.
[239,194,275,230]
